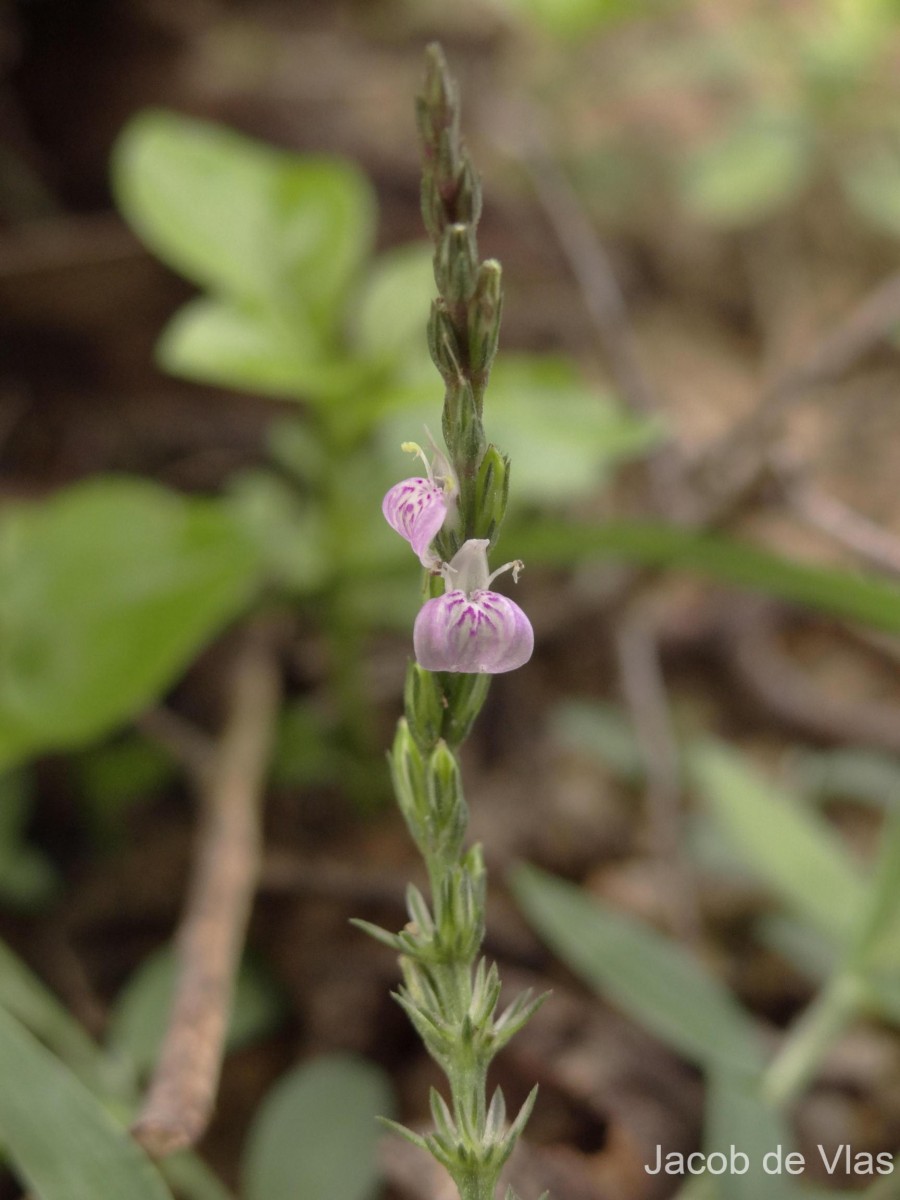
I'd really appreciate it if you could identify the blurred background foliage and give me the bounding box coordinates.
[6,0,900,1198]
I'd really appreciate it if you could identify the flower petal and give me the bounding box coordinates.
[382,477,448,567]
[413,589,534,674]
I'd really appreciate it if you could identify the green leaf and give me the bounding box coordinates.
[158,299,374,402]
[0,938,109,1092]
[0,478,261,772]
[0,1004,173,1200]
[681,113,811,227]
[487,358,663,502]
[515,519,900,633]
[112,111,375,327]
[108,945,286,1079]
[510,864,765,1074]
[241,1054,394,1200]
[689,742,863,943]
[352,242,434,363]
[704,1070,803,1200]
[159,1153,236,1200]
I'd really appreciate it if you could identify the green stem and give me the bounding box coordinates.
[761,970,864,1109]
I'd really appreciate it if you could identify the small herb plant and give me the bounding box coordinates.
[356,46,543,1200]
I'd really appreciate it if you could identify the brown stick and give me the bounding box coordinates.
[781,475,900,577]
[131,625,281,1157]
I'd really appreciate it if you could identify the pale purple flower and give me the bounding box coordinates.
[414,539,534,674]
[383,439,457,568]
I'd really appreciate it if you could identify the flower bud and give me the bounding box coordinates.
[473,444,509,543]
[468,260,502,379]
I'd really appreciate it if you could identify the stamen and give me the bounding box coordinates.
[401,441,432,478]
[487,559,524,587]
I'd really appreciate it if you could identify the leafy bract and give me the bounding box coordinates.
[241,1054,393,1200]
[510,864,765,1074]
[0,1004,173,1200]
[0,478,261,772]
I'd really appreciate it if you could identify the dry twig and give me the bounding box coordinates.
[131,624,281,1157]
[778,472,900,577]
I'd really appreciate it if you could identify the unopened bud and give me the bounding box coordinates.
[390,720,428,850]
[435,224,478,308]
[405,663,445,750]
[468,260,502,379]
[473,444,509,542]
[442,673,491,746]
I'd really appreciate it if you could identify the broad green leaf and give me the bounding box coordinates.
[158,298,321,398]
[113,111,375,327]
[841,142,900,240]
[515,519,900,633]
[159,298,375,402]
[352,242,434,362]
[0,478,261,772]
[0,1004,173,1200]
[681,113,811,227]
[108,945,285,1079]
[241,1054,393,1200]
[510,864,765,1074]
[703,1071,802,1200]
[688,742,863,942]
[487,357,663,501]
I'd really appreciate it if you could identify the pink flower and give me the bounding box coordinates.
[413,540,533,674]
[383,439,457,568]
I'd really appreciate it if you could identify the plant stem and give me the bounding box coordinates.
[761,970,864,1110]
